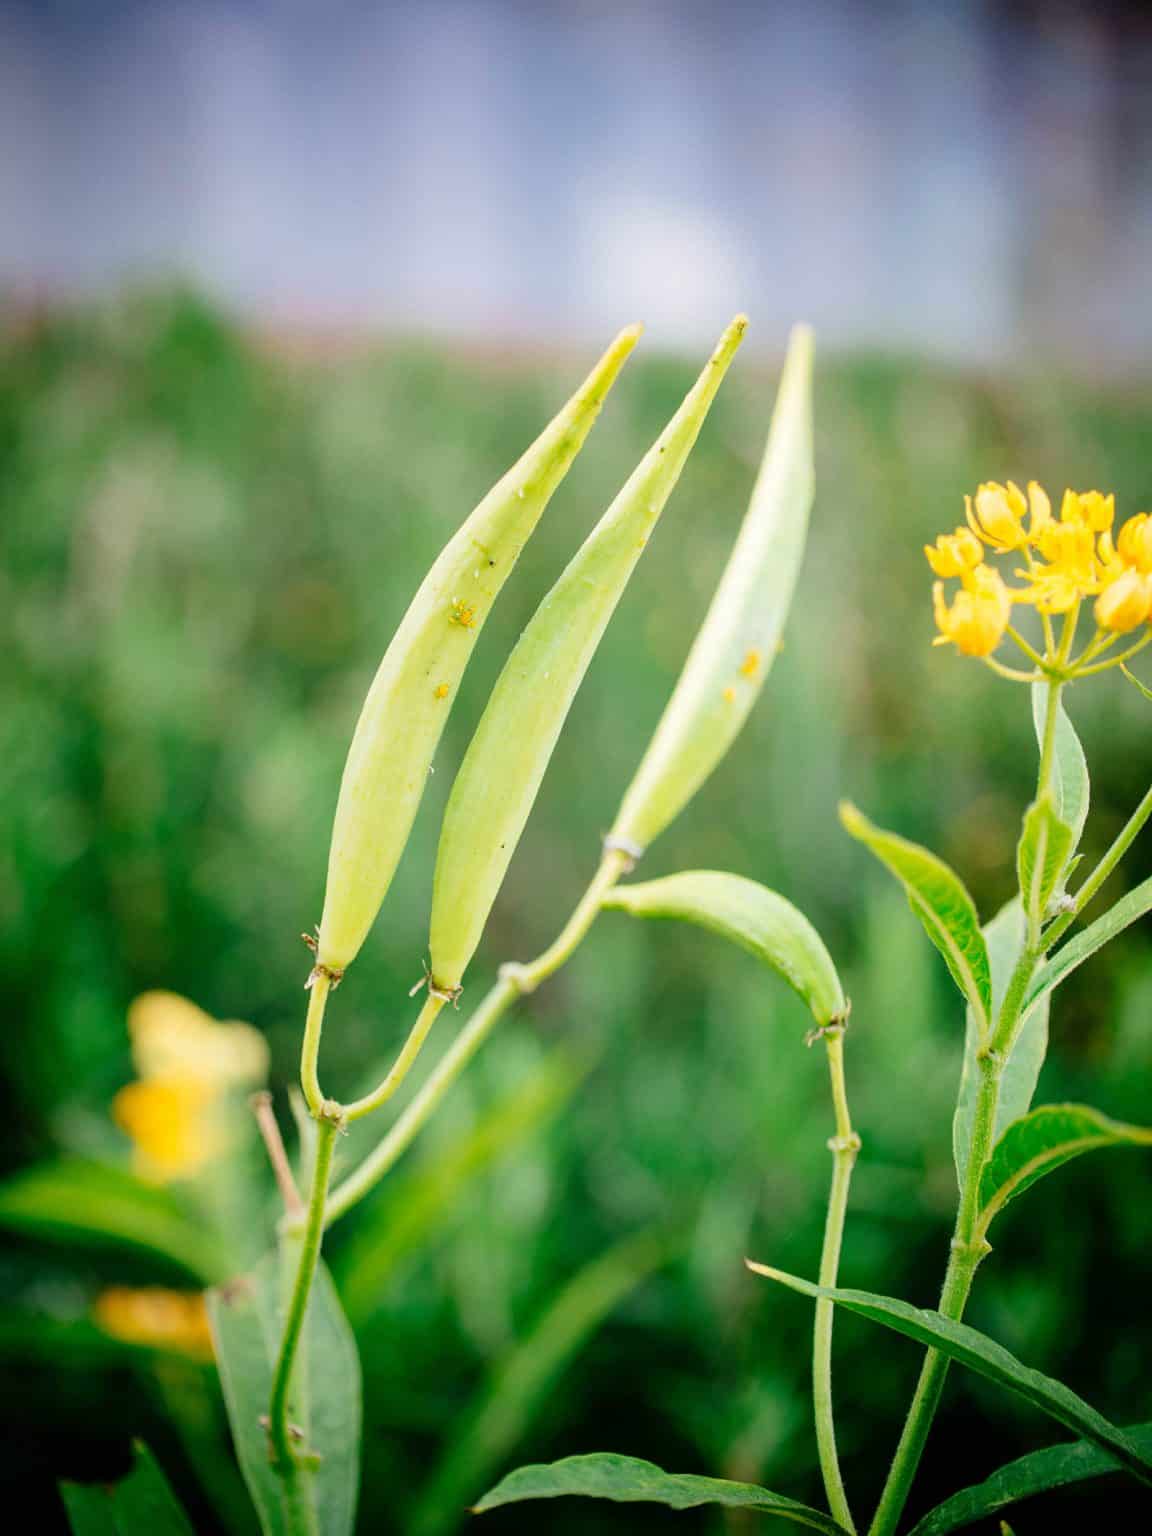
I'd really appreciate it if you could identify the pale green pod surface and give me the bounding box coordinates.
[608,325,814,856]
[603,870,846,1027]
[429,318,748,991]
[316,325,641,974]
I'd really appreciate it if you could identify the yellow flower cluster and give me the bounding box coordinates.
[113,992,268,1182]
[94,1286,213,1359]
[927,481,1152,661]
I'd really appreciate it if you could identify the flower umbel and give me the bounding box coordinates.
[928,480,1152,684]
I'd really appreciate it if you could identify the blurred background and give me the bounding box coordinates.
[2,1,1152,1532]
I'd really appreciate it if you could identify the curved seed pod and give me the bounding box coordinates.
[429,317,749,992]
[603,869,845,1026]
[316,325,642,975]
[607,325,813,858]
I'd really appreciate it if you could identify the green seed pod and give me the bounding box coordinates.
[603,870,846,1027]
[429,317,749,992]
[607,324,813,858]
[316,324,641,976]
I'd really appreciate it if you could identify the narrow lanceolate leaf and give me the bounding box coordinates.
[603,871,846,1026]
[1017,796,1073,937]
[978,1103,1152,1231]
[840,803,992,1032]
[316,324,641,974]
[908,1423,1152,1535]
[607,324,814,856]
[207,1252,361,1536]
[1032,683,1089,858]
[61,1442,195,1536]
[1026,870,1152,1015]
[474,1454,851,1533]
[953,900,1049,1188]
[745,1265,1152,1485]
[429,318,747,992]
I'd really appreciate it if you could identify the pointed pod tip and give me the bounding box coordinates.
[837,799,862,832]
[618,322,644,345]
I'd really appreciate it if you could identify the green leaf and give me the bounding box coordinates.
[207,1252,361,1536]
[978,1103,1152,1230]
[1032,684,1089,859]
[908,1422,1152,1534]
[411,1229,670,1536]
[61,1442,195,1536]
[608,323,814,855]
[1017,796,1073,937]
[840,803,991,1031]
[1026,871,1152,1014]
[603,871,846,1026]
[0,1160,220,1282]
[745,1265,1152,1485]
[474,1453,851,1533]
[953,901,1050,1189]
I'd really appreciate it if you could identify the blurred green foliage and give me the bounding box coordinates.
[2,292,1151,1531]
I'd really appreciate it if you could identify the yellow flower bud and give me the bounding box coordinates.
[1117,513,1152,574]
[1095,567,1152,633]
[924,526,983,578]
[1027,481,1052,538]
[932,566,1012,656]
[966,481,1028,550]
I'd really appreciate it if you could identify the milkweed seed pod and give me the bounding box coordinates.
[607,324,813,858]
[428,317,748,994]
[315,325,642,977]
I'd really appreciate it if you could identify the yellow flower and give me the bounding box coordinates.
[114,992,268,1182]
[94,1287,214,1360]
[932,566,1013,656]
[1060,489,1114,533]
[1116,513,1152,574]
[1096,567,1152,634]
[1017,522,1101,613]
[965,481,1029,551]
[1025,481,1052,538]
[924,526,983,578]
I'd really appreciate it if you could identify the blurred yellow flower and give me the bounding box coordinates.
[1060,488,1114,533]
[113,991,268,1181]
[94,1286,213,1360]
[924,526,983,578]
[1116,513,1152,574]
[932,566,1012,657]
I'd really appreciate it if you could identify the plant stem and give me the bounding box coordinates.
[1036,678,1061,802]
[866,1049,1000,1536]
[1043,779,1152,951]
[813,1027,859,1534]
[343,993,446,1122]
[267,1114,339,1472]
[324,847,630,1226]
[300,972,331,1118]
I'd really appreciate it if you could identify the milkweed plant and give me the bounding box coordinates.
[44,320,1152,1535]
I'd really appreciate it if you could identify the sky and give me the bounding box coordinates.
[3,0,1151,365]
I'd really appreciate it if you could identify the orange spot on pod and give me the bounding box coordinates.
[739,648,761,679]
[722,685,736,704]
[434,683,450,699]
[450,599,477,628]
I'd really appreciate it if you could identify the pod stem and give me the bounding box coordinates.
[324,846,630,1226]
[300,971,332,1119]
[343,993,446,1122]
[267,1111,340,1474]
[812,1024,859,1534]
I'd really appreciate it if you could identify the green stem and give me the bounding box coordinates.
[1043,779,1152,952]
[866,1050,1001,1536]
[267,1114,339,1473]
[300,973,331,1119]
[324,848,630,1226]
[343,993,445,1122]
[813,1028,859,1534]
[1036,678,1062,803]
